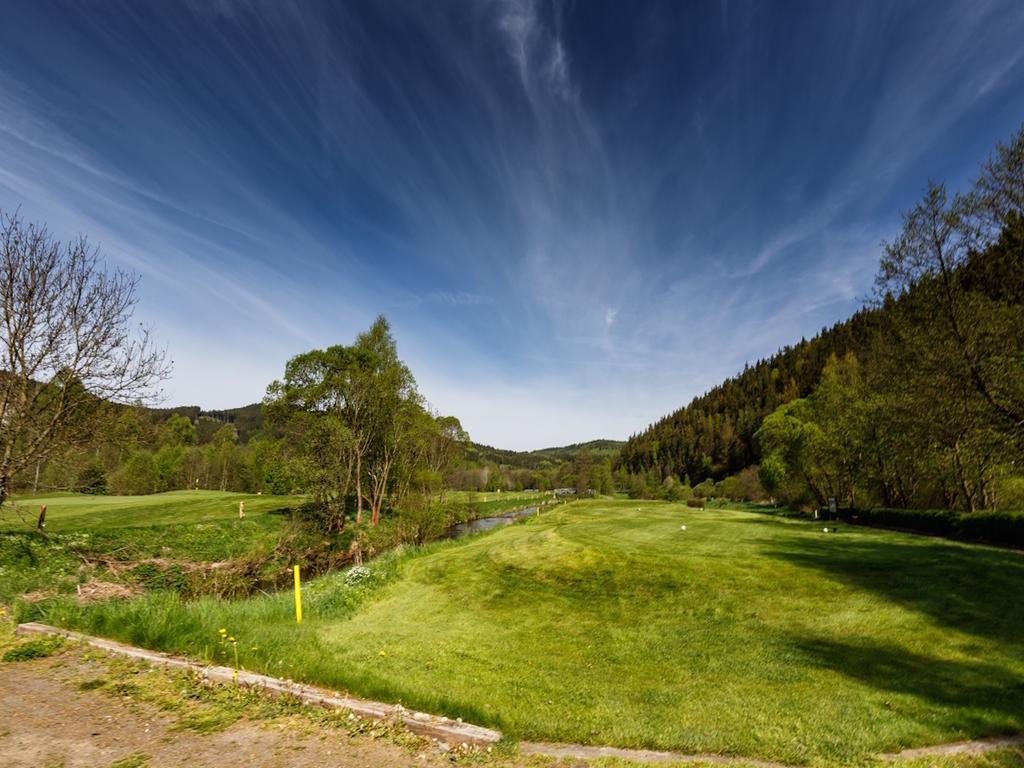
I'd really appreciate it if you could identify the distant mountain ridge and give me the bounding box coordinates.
[467,439,624,469]
[146,402,621,465]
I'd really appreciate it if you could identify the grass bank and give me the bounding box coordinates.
[26,499,1024,766]
[0,489,548,605]
[0,491,305,603]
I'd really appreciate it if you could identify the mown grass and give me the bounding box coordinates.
[26,542,442,681]
[0,489,546,536]
[29,499,1024,766]
[0,490,304,532]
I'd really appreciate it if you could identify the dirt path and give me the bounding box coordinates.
[0,654,462,768]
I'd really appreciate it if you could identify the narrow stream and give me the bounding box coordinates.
[444,505,540,539]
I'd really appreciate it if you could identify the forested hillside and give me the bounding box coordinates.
[618,309,883,483]
[619,125,1024,514]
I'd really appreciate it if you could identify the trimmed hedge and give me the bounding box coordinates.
[837,507,1024,549]
[957,510,1024,549]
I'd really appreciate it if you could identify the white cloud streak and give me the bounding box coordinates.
[1,1,1022,447]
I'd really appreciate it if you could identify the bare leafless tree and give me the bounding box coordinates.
[0,210,171,507]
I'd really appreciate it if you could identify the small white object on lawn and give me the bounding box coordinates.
[680,524,687,531]
[823,527,829,533]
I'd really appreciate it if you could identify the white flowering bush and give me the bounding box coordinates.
[345,565,373,587]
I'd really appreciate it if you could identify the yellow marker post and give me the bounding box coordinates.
[293,565,303,624]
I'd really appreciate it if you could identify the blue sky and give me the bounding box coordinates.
[1,1,1022,450]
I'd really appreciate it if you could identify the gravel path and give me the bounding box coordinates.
[0,655,454,768]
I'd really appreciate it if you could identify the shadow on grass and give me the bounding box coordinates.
[788,634,1024,729]
[764,533,1024,644]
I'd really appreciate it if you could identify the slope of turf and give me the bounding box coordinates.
[34,499,1024,766]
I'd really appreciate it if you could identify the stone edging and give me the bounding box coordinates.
[878,735,1024,760]
[518,741,794,766]
[14,622,499,747]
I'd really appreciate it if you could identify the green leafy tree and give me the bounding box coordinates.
[265,316,428,529]
[871,126,1024,510]
[153,445,184,492]
[110,450,158,495]
[207,423,238,491]
[574,450,594,494]
[692,478,716,499]
[159,414,196,448]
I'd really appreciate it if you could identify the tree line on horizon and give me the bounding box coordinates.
[618,124,1024,514]
[10,370,620,507]
[4,314,474,531]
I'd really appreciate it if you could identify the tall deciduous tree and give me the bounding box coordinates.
[265,316,443,529]
[264,344,359,531]
[0,211,169,508]
[876,126,1024,440]
[354,317,419,526]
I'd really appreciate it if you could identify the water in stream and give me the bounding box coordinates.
[444,505,540,539]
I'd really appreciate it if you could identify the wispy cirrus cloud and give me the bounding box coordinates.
[0,0,1021,448]
[394,291,494,310]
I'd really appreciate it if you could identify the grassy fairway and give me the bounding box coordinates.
[1,490,303,532]
[33,499,1024,765]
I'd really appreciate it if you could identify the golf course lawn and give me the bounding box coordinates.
[35,499,1024,766]
[1,490,305,532]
